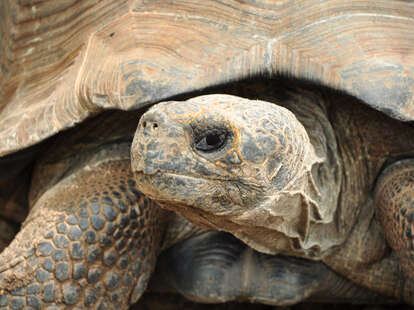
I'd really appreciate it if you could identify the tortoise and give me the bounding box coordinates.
[132,79,414,303]
[1,0,414,309]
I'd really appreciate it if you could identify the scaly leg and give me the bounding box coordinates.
[0,157,167,309]
[376,158,414,303]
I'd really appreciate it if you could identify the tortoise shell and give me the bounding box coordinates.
[0,0,413,158]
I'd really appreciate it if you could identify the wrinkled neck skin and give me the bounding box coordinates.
[225,89,344,260]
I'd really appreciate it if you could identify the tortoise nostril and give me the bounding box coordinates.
[141,119,160,137]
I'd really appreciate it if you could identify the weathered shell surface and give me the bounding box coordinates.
[1,0,414,156]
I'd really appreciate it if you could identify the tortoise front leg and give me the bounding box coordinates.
[376,158,414,303]
[0,158,167,309]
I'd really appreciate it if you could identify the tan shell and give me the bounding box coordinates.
[1,0,414,157]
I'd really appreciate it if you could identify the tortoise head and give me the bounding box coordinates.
[131,94,318,257]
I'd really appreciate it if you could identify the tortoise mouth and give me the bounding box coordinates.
[134,169,232,184]
[133,170,209,203]
[134,170,207,183]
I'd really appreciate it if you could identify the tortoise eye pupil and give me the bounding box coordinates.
[195,131,228,152]
[206,134,220,146]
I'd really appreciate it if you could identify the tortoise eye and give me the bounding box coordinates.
[195,132,228,152]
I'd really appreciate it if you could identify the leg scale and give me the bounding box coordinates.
[376,159,414,302]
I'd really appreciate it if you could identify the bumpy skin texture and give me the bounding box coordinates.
[0,143,168,309]
[131,81,414,303]
[376,160,414,288]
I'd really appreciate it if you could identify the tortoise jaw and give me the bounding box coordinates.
[132,171,160,200]
[133,170,209,207]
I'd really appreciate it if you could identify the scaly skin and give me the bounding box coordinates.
[375,159,414,302]
[376,159,414,277]
[0,149,168,309]
[0,123,172,309]
[131,81,414,303]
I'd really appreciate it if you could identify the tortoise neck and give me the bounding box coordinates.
[231,88,346,259]
[277,89,345,257]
